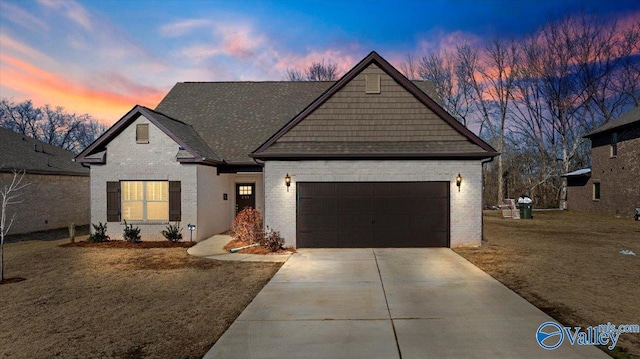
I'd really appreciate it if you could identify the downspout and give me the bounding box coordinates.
[253,157,267,236]
[481,157,495,243]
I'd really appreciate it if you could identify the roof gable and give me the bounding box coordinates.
[252,51,497,159]
[0,127,88,176]
[585,106,640,138]
[75,105,220,165]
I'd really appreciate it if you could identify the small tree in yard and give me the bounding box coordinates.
[0,169,29,282]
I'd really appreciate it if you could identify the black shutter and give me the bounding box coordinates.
[106,182,120,222]
[169,181,181,221]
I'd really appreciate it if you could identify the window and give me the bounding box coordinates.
[610,132,617,157]
[238,185,253,195]
[593,182,601,201]
[136,124,149,143]
[121,181,168,221]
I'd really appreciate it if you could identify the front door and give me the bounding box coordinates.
[236,183,256,214]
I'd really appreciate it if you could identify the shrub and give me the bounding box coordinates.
[123,220,141,243]
[161,222,183,242]
[261,227,284,252]
[231,207,263,244]
[88,222,109,243]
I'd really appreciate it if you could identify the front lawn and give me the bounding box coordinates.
[0,237,281,358]
[454,210,640,358]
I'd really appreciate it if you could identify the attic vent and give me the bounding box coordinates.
[365,74,381,94]
[136,124,149,144]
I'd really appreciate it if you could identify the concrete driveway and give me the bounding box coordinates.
[204,248,608,358]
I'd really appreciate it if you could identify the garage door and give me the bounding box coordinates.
[297,182,449,248]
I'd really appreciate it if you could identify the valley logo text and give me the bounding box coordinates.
[536,321,640,350]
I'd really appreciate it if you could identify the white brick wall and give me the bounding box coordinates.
[90,116,202,241]
[264,160,483,248]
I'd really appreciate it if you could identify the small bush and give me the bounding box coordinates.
[161,222,183,242]
[123,220,141,243]
[88,222,109,243]
[231,207,263,244]
[261,226,284,252]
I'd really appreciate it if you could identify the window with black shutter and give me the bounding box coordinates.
[169,181,181,221]
[106,181,120,222]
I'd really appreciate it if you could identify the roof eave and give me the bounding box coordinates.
[584,119,640,138]
[251,152,499,160]
[176,157,223,166]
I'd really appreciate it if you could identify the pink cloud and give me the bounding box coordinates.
[160,19,213,38]
[37,0,92,31]
[0,34,53,63]
[0,54,166,124]
[0,1,49,31]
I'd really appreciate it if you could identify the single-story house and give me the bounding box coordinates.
[76,51,498,247]
[0,127,90,234]
[563,106,639,218]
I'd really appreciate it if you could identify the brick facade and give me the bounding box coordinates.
[0,172,90,235]
[264,160,483,248]
[567,123,640,218]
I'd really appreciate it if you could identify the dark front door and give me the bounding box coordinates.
[297,182,450,248]
[236,183,256,214]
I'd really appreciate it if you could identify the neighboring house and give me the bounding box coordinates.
[564,106,640,218]
[0,127,90,234]
[76,52,497,247]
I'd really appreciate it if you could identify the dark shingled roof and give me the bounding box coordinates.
[0,127,89,176]
[155,80,439,164]
[585,106,640,138]
[142,107,221,162]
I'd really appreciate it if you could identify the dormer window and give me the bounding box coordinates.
[610,132,617,157]
[136,124,149,144]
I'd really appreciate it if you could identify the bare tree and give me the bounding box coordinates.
[286,59,340,81]
[0,98,106,153]
[510,14,633,209]
[400,52,418,80]
[0,169,29,282]
[416,47,475,125]
[459,40,519,204]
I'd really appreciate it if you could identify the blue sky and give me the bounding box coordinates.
[1,0,639,124]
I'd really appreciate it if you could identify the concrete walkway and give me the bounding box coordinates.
[204,248,609,359]
[187,234,291,262]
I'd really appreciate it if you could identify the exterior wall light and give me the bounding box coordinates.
[285,173,291,192]
[187,223,196,242]
[456,173,462,192]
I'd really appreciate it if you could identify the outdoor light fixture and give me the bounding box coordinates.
[285,173,291,192]
[456,173,462,192]
[187,223,196,242]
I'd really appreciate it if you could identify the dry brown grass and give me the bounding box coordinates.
[454,210,640,358]
[0,235,282,358]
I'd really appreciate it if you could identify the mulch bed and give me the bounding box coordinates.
[60,240,196,249]
[0,277,26,285]
[224,238,296,255]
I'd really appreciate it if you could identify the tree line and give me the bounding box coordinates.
[0,98,106,154]
[402,14,640,208]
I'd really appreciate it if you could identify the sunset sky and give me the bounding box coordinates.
[1,0,639,125]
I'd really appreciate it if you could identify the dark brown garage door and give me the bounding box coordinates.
[297,182,449,248]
